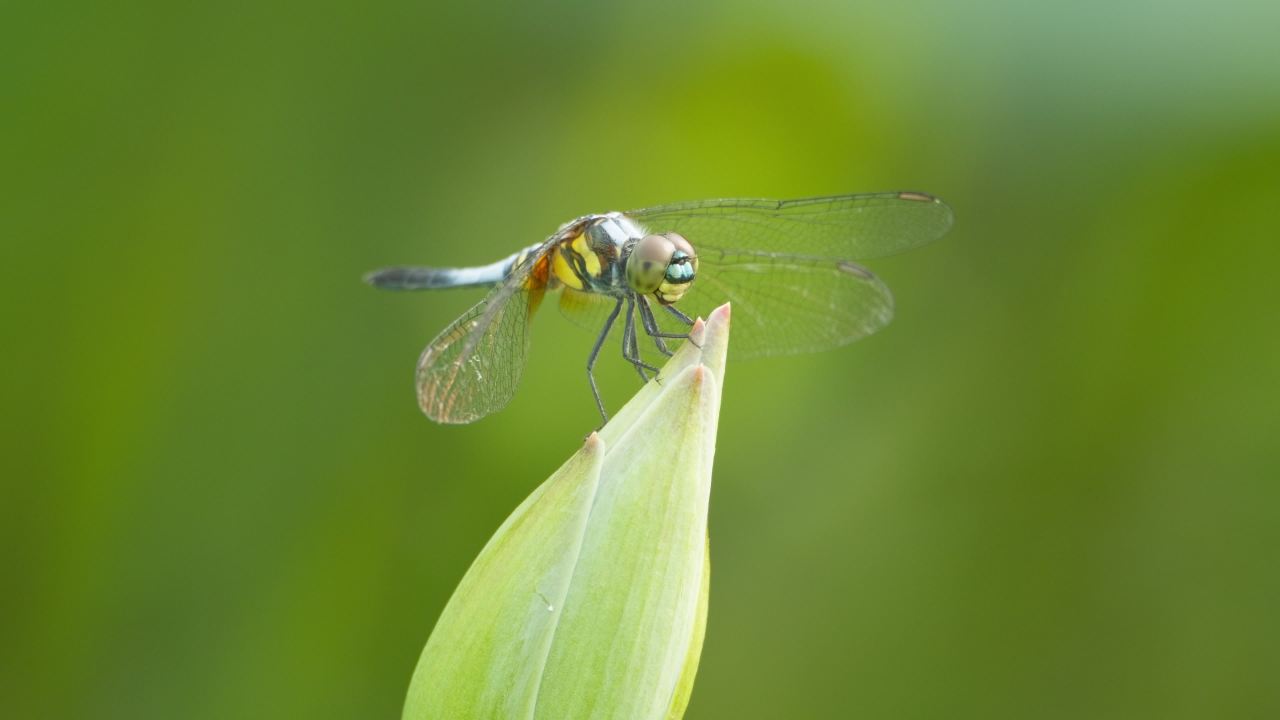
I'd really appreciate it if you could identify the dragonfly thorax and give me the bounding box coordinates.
[623,232,699,305]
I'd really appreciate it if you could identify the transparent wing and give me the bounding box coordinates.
[623,191,949,359]
[626,191,953,261]
[558,287,620,335]
[647,254,895,360]
[414,248,551,424]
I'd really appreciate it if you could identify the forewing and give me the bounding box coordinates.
[415,250,549,424]
[627,191,953,261]
[653,254,895,360]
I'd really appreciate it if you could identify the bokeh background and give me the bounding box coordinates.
[5,0,1279,717]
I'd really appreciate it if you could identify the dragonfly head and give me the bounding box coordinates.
[625,232,699,305]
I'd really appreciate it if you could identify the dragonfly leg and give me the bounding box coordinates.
[636,297,674,357]
[664,304,695,326]
[587,297,624,423]
[638,296,691,346]
[658,302,700,349]
[622,296,660,382]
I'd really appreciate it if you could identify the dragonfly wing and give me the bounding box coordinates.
[624,192,948,358]
[415,248,550,424]
[654,254,894,360]
[626,191,953,261]
[558,287,620,335]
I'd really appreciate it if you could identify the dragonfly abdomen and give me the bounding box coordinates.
[364,251,525,291]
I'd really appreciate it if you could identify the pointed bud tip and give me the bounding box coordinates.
[708,303,731,324]
[686,364,722,403]
[703,303,731,342]
[686,317,707,347]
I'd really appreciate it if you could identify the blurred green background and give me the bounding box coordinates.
[5,0,1279,717]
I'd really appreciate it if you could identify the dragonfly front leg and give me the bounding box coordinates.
[586,297,624,423]
[660,302,701,349]
[664,304,695,326]
[622,295,660,383]
[637,296,693,357]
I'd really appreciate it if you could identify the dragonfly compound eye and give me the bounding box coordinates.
[626,234,676,294]
[655,232,697,304]
[662,233,697,282]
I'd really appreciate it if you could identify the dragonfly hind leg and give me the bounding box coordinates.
[586,297,624,423]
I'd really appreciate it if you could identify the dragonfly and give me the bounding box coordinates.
[366,191,953,424]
